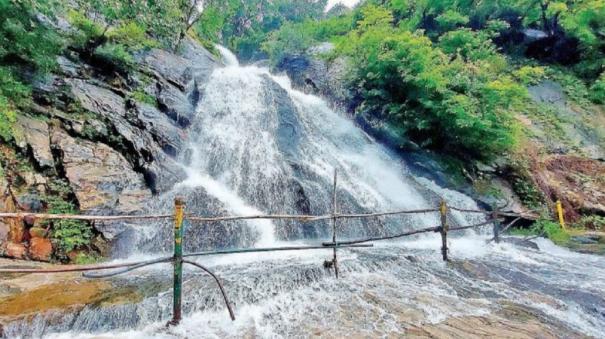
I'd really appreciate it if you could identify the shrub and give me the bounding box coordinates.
[94,43,135,72]
[590,74,605,104]
[435,10,469,32]
[574,215,605,231]
[513,66,546,85]
[107,22,158,50]
[44,180,94,255]
[130,89,156,106]
[537,219,570,245]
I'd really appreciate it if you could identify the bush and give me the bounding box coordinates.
[107,21,158,50]
[44,180,94,255]
[513,66,546,85]
[94,43,135,72]
[335,6,525,160]
[537,219,570,245]
[590,74,605,104]
[435,10,469,32]
[574,215,605,230]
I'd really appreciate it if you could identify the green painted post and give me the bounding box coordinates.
[169,197,185,326]
[440,200,449,262]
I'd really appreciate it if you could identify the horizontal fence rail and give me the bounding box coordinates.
[0,169,568,326]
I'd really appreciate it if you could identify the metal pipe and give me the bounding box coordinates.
[183,260,236,321]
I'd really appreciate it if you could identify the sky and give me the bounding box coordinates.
[326,0,361,10]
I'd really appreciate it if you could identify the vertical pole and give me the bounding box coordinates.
[439,200,448,262]
[331,169,339,278]
[556,200,566,230]
[169,197,185,326]
[492,207,500,244]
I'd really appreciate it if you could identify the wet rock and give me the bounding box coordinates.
[276,45,350,107]
[261,75,302,161]
[527,81,605,160]
[5,243,27,259]
[28,237,52,262]
[139,37,218,90]
[19,173,47,194]
[135,102,185,156]
[15,116,54,169]
[155,81,196,127]
[2,195,25,244]
[68,79,127,118]
[14,193,44,213]
[51,129,152,214]
[91,234,111,257]
[501,237,540,250]
[571,235,600,245]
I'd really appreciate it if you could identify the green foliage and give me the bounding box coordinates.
[195,0,328,60]
[107,22,158,50]
[513,66,546,85]
[130,89,156,106]
[511,175,545,210]
[435,10,469,32]
[74,252,102,264]
[438,28,503,63]
[510,219,571,244]
[263,13,354,63]
[0,0,64,72]
[0,68,30,142]
[93,43,135,71]
[44,180,93,254]
[574,215,605,231]
[67,9,105,49]
[590,74,605,104]
[334,6,525,160]
[538,219,570,244]
[0,0,62,142]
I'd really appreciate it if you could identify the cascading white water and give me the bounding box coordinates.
[169,46,482,250]
[7,47,605,339]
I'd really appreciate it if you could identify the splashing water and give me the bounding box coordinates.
[6,47,605,338]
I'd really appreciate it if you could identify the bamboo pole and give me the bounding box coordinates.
[331,170,339,278]
[0,212,173,221]
[439,200,449,262]
[168,197,185,326]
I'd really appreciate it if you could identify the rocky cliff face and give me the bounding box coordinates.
[0,37,220,261]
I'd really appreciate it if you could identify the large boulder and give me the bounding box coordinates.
[139,37,218,90]
[14,116,54,169]
[135,102,186,157]
[29,237,52,262]
[275,43,351,108]
[50,129,152,214]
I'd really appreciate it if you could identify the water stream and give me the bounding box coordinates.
[5,48,605,338]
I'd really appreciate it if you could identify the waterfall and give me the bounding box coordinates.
[143,45,484,252]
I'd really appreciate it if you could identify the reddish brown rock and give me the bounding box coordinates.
[5,242,27,259]
[29,237,52,262]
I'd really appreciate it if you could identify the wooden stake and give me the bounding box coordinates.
[168,197,185,326]
[492,207,500,244]
[331,169,339,278]
[439,200,448,262]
